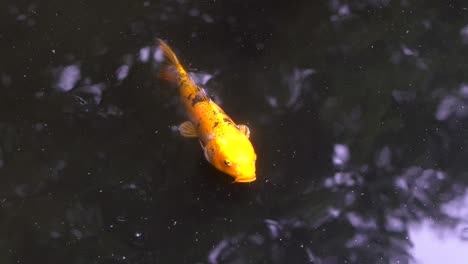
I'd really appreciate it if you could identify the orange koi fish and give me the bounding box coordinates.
[158,39,257,183]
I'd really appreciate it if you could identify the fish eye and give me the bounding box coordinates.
[224,160,231,166]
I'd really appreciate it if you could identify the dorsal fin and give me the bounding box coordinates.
[198,87,210,101]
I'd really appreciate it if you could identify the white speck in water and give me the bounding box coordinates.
[208,240,229,264]
[328,207,341,217]
[435,95,459,121]
[401,44,417,56]
[139,46,150,62]
[264,219,280,238]
[266,96,278,108]
[56,64,81,92]
[116,65,129,81]
[153,47,164,62]
[332,144,349,166]
[135,232,142,238]
[285,68,315,108]
[338,5,350,16]
[334,172,355,186]
[324,177,334,188]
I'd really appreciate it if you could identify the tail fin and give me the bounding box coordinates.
[158,39,182,68]
[157,38,186,83]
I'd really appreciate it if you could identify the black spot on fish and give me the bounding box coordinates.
[223,117,234,125]
[191,94,205,107]
[213,121,219,128]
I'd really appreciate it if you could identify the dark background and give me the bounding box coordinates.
[1,0,468,263]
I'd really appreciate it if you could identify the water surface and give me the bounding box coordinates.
[1,0,468,263]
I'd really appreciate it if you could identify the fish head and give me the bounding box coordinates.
[204,134,257,183]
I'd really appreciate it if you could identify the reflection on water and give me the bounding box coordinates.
[1,0,468,263]
[55,65,81,92]
[436,84,468,121]
[410,190,468,264]
[410,223,468,264]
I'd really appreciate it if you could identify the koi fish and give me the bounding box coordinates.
[158,39,256,183]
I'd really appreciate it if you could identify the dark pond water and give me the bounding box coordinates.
[2,0,468,263]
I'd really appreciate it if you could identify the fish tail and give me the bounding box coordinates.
[158,38,182,69]
[157,38,199,96]
[158,38,189,83]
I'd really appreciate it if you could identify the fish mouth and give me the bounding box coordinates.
[234,176,256,183]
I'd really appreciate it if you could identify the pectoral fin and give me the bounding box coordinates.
[178,121,198,138]
[203,143,215,162]
[237,124,250,138]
